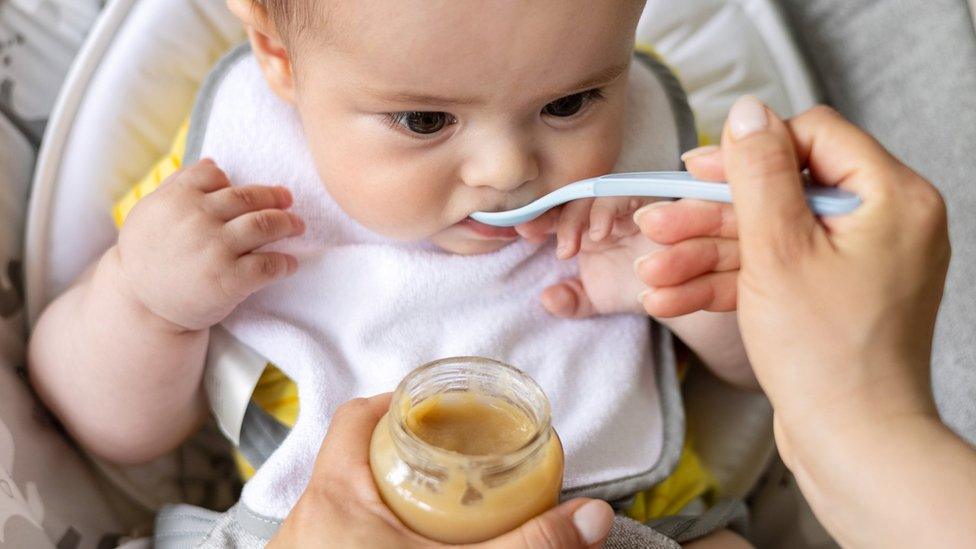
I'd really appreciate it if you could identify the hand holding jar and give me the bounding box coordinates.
[268,390,614,549]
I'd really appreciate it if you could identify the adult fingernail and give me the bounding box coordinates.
[680,145,720,162]
[633,254,649,276]
[572,500,613,546]
[637,289,650,305]
[633,201,671,225]
[728,95,769,139]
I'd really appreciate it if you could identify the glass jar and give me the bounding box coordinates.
[369,357,564,544]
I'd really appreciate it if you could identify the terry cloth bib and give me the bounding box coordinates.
[184,44,697,522]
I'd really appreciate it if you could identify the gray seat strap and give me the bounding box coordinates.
[238,401,291,471]
[646,498,750,543]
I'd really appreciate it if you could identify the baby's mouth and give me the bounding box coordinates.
[456,217,519,240]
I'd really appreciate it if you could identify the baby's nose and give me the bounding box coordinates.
[461,137,539,192]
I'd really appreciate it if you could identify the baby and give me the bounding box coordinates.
[29,0,755,545]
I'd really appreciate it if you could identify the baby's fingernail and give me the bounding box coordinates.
[633,201,670,225]
[572,500,613,546]
[556,245,571,259]
[728,95,769,139]
[680,145,720,162]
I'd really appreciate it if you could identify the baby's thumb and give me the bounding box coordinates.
[721,96,817,259]
[477,499,614,549]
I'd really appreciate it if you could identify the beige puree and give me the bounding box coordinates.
[370,392,564,543]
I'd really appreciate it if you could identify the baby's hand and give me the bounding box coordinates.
[517,196,663,318]
[116,159,304,331]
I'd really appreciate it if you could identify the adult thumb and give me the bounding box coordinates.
[721,95,817,255]
[477,499,614,549]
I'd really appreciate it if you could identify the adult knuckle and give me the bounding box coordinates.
[336,397,371,417]
[519,517,569,549]
[803,104,841,122]
[740,143,796,180]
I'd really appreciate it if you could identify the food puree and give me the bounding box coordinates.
[370,392,564,544]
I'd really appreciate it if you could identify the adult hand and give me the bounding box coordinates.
[635,99,950,422]
[637,97,974,549]
[270,394,614,549]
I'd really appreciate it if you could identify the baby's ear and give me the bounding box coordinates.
[227,0,297,105]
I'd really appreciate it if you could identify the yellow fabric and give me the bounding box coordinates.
[114,107,717,521]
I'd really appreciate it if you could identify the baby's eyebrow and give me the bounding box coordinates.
[361,89,479,107]
[560,62,629,95]
[362,62,629,108]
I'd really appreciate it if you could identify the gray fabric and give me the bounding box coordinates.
[606,516,681,549]
[647,498,749,543]
[183,44,252,166]
[237,402,290,472]
[155,505,223,549]
[634,50,700,160]
[776,0,976,445]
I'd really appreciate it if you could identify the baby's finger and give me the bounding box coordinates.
[183,159,231,192]
[639,271,738,318]
[222,209,305,255]
[681,145,725,181]
[635,238,740,287]
[516,208,560,243]
[207,185,293,220]
[226,252,299,298]
[540,279,597,319]
[555,199,593,259]
[589,197,643,242]
[635,199,737,245]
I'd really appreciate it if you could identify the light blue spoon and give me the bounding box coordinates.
[470,171,861,227]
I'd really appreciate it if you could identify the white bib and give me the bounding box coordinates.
[189,47,692,520]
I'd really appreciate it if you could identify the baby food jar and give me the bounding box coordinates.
[369,356,564,544]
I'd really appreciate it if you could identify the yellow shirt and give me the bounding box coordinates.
[114,121,716,521]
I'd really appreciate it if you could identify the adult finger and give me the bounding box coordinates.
[721,95,816,252]
[785,105,904,200]
[474,498,613,549]
[639,271,738,318]
[312,394,393,481]
[635,238,740,288]
[634,200,737,245]
[681,145,725,181]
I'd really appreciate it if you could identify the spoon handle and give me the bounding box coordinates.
[594,171,861,216]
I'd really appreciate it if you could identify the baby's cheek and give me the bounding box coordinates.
[325,172,450,241]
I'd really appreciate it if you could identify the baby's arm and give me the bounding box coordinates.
[28,160,303,463]
[655,311,755,389]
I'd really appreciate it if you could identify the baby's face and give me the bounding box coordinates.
[269,1,642,255]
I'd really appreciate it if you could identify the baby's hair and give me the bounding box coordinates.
[253,0,317,42]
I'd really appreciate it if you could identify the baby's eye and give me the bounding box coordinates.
[542,89,605,118]
[387,111,457,135]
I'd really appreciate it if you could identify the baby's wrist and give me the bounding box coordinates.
[98,247,199,336]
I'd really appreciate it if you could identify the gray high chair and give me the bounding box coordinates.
[0,0,973,547]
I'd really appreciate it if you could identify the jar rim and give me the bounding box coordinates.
[388,356,553,469]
